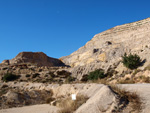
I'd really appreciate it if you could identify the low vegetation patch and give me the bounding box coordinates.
[122,53,142,70]
[144,64,150,70]
[65,76,76,83]
[58,94,88,113]
[137,76,150,83]
[88,69,106,80]
[46,97,55,104]
[110,85,143,112]
[117,78,135,84]
[2,73,19,82]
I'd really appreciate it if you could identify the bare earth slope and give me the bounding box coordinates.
[61,18,150,77]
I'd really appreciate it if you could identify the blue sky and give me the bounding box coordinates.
[0,0,150,62]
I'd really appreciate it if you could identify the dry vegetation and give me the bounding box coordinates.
[57,85,143,113]
[58,94,88,113]
[0,84,54,109]
[144,64,150,70]
[117,76,150,84]
[110,85,143,112]
[117,78,135,84]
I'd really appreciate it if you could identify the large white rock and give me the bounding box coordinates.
[76,86,119,113]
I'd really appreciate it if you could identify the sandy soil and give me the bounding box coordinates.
[0,104,59,113]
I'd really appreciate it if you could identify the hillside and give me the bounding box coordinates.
[61,18,150,78]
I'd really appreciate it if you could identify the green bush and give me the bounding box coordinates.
[122,53,142,70]
[2,73,18,82]
[88,69,105,80]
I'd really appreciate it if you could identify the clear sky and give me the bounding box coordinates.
[0,0,150,62]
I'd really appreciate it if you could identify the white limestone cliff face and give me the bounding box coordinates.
[61,18,150,76]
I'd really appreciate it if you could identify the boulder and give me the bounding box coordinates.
[4,90,20,103]
[76,86,119,113]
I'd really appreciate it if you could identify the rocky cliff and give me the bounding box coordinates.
[61,18,150,77]
[2,52,65,67]
[0,52,72,83]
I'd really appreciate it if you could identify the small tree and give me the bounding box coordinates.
[122,53,142,70]
[88,69,105,80]
[2,73,18,82]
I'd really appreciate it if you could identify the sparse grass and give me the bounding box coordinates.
[117,78,135,84]
[110,85,143,112]
[117,75,150,84]
[46,97,55,104]
[96,78,108,84]
[132,69,141,76]
[144,64,150,70]
[58,94,88,113]
[0,88,8,96]
[89,77,109,85]
[45,89,54,104]
[65,76,76,83]
[137,76,150,83]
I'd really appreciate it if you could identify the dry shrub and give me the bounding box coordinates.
[117,78,135,84]
[58,94,88,113]
[132,69,141,76]
[137,76,150,83]
[46,97,55,104]
[97,78,108,84]
[144,64,150,70]
[117,74,150,84]
[92,78,109,85]
[110,85,143,112]
[86,75,111,85]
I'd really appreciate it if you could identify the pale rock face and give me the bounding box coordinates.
[61,18,150,76]
[76,86,119,113]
